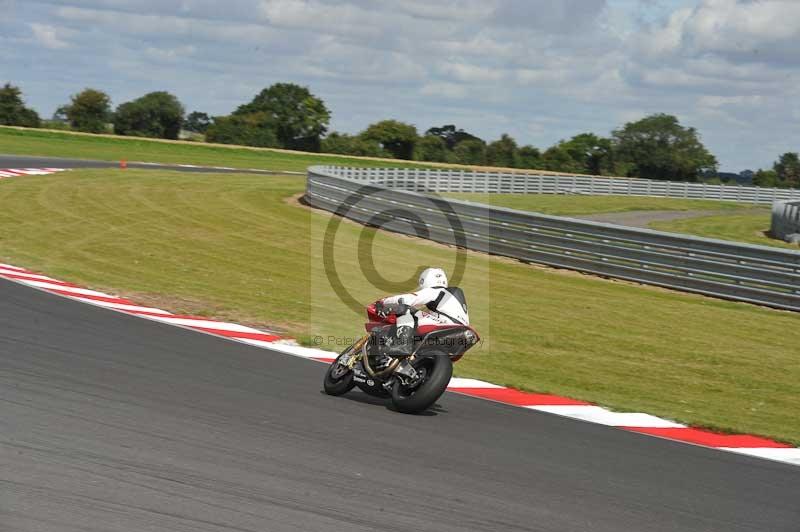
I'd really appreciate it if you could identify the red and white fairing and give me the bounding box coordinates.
[379,286,469,334]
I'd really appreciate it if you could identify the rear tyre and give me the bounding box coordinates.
[390,352,453,414]
[323,351,356,396]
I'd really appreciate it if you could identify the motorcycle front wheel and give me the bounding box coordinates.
[390,352,452,414]
[323,350,356,396]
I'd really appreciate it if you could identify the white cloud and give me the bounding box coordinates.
[491,0,608,32]
[3,0,799,171]
[420,82,468,99]
[636,0,800,65]
[683,0,800,54]
[515,68,568,86]
[145,45,197,62]
[376,0,492,22]
[434,34,514,59]
[440,63,505,83]
[258,0,399,40]
[29,23,70,49]
[637,7,692,57]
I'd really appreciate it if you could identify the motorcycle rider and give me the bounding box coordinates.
[374,267,469,357]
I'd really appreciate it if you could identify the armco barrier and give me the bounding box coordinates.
[772,200,800,242]
[306,166,800,312]
[318,166,800,204]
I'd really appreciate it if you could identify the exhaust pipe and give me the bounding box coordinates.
[361,341,400,379]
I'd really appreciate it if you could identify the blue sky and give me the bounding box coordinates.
[2,0,799,171]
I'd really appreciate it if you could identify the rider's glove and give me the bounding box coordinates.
[374,300,387,317]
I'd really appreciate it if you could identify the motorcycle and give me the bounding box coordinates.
[322,302,480,413]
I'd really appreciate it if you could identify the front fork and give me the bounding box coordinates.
[337,335,368,370]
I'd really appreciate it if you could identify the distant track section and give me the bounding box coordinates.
[0,154,304,175]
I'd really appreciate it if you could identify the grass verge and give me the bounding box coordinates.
[447,192,800,248]
[0,126,600,177]
[651,211,799,249]
[444,192,746,215]
[0,126,427,172]
[1,169,799,444]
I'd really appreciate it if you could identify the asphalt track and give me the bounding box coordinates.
[0,154,299,174]
[1,278,798,532]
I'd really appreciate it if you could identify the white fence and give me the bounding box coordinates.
[320,166,800,204]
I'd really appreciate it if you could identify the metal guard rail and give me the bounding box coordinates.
[306,166,800,312]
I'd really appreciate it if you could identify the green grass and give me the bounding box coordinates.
[444,192,746,215]
[651,211,800,249]
[0,126,427,172]
[447,192,800,248]
[1,169,799,444]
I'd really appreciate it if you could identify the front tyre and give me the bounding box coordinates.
[323,352,356,396]
[390,352,453,414]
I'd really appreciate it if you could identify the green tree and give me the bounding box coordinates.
[517,145,541,169]
[321,131,354,154]
[234,83,329,151]
[739,169,755,184]
[113,91,185,139]
[541,144,581,173]
[52,106,68,122]
[0,83,40,127]
[183,111,211,134]
[414,135,448,162]
[612,113,717,181]
[61,88,111,133]
[361,120,418,160]
[560,133,615,175]
[205,113,278,147]
[753,168,779,187]
[425,124,482,149]
[486,134,519,168]
[321,132,388,157]
[449,138,486,165]
[774,152,800,188]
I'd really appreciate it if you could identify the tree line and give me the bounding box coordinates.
[751,153,800,189]
[1,81,797,187]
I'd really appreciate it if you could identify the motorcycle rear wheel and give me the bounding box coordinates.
[390,352,452,414]
[323,351,356,396]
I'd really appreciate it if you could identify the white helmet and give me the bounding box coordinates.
[418,267,448,289]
